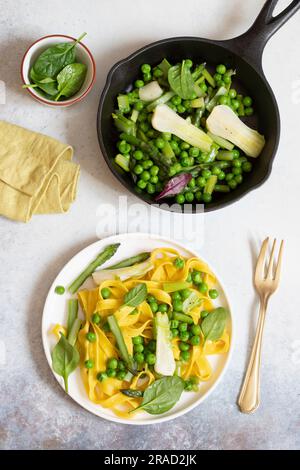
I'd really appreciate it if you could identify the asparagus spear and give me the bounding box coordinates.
[67,299,78,333]
[68,243,120,294]
[105,252,150,270]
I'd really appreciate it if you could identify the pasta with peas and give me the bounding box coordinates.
[51,246,230,418]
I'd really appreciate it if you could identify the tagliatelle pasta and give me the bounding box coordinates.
[53,247,230,419]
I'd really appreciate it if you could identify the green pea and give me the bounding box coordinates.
[116,370,127,380]
[226,172,234,182]
[243,96,252,107]
[142,159,153,169]
[185,59,193,68]
[218,95,229,105]
[223,75,231,84]
[85,359,94,369]
[190,335,201,346]
[229,89,237,99]
[180,150,189,159]
[216,79,225,88]
[134,343,144,353]
[202,193,212,203]
[196,176,206,188]
[140,121,150,132]
[101,287,111,299]
[158,303,168,313]
[133,150,143,160]
[141,170,150,181]
[212,166,221,176]
[134,352,144,363]
[86,332,96,343]
[107,358,118,369]
[180,289,191,300]
[179,322,188,332]
[181,142,190,150]
[135,79,144,88]
[216,64,226,74]
[134,164,143,175]
[231,99,240,110]
[184,381,193,391]
[228,179,237,189]
[171,95,182,106]
[235,174,243,184]
[189,147,199,158]
[173,299,183,312]
[179,331,190,342]
[190,324,201,335]
[150,165,159,176]
[118,140,130,154]
[137,179,147,189]
[173,257,185,269]
[55,285,65,295]
[233,159,242,168]
[192,271,202,285]
[97,372,107,382]
[155,137,165,149]
[146,183,156,194]
[176,194,185,204]
[185,192,194,203]
[141,63,151,74]
[170,140,179,151]
[232,167,242,176]
[132,336,143,345]
[214,73,222,82]
[171,328,179,338]
[92,313,101,324]
[177,104,186,113]
[199,282,208,294]
[107,368,116,378]
[180,157,190,167]
[145,353,156,365]
[201,169,211,179]
[242,161,252,172]
[148,301,158,313]
[201,310,209,319]
[150,175,158,184]
[118,361,126,370]
[153,68,163,78]
[179,342,190,351]
[147,294,156,303]
[245,106,254,116]
[172,291,181,301]
[134,101,144,111]
[218,171,226,181]
[180,350,190,362]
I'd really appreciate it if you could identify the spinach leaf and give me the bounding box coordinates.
[55,63,87,101]
[201,307,228,342]
[33,32,86,79]
[135,376,185,414]
[51,334,80,392]
[124,283,147,307]
[29,67,58,96]
[168,60,195,99]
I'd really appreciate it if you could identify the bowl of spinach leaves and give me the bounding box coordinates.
[21,33,96,106]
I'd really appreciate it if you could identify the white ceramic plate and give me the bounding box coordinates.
[42,233,234,425]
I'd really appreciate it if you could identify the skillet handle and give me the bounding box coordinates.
[223,0,300,70]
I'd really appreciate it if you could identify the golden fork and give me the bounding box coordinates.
[238,237,284,414]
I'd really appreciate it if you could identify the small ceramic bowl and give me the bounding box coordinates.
[21,34,96,107]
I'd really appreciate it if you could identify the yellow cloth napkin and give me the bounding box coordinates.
[0,121,80,222]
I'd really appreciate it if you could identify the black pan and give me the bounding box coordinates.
[97,0,300,212]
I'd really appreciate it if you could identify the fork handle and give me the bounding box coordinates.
[238,297,268,413]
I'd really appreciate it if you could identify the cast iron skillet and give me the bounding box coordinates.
[97,0,300,212]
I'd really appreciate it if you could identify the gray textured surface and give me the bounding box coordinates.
[0,0,300,450]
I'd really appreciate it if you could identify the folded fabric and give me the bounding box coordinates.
[0,120,80,222]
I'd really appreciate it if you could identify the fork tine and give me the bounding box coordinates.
[266,238,277,279]
[274,240,284,284]
[255,237,269,281]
